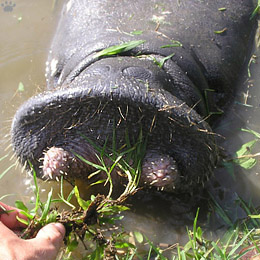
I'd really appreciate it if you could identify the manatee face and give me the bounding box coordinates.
[11,0,256,194]
[11,56,217,193]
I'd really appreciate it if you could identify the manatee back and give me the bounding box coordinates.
[46,0,255,114]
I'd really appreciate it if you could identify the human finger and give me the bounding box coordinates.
[0,202,28,229]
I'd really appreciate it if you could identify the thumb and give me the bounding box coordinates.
[36,222,65,246]
[31,223,66,258]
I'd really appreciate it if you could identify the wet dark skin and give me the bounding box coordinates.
[12,0,256,194]
[0,202,65,260]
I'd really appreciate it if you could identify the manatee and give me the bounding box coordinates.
[11,0,256,194]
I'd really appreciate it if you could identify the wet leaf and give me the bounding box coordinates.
[16,216,29,226]
[66,187,75,203]
[15,200,28,212]
[134,231,144,243]
[249,214,260,218]
[95,40,145,58]
[18,82,25,92]
[234,139,257,169]
[214,28,227,34]
[90,179,106,186]
[237,158,256,169]
[20,210,34,220]
[250,0,260,20]
[98,216,115,224]
[242,128,260,139]
[74,186,90,210]
[130,30,143,35]
[115,242,135,249]
[113,205,129,211]
[160,40,182,48]
[196,226,202,239]
[153,53,175,68]
[235,139,257,157]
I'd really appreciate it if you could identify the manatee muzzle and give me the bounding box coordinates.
[11,56,217,193]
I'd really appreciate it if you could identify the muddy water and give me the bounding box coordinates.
[0,0,64,203]
[0,0,260,257]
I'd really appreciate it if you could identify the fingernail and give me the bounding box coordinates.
[52,223,65,237]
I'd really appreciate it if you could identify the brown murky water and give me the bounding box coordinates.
[0,0,260,257]
[0,0,63,203]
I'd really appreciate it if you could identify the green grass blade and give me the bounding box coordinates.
[29,163,41,215]
[94,40,145,58]
[250,0,260,20]
[0,194,15,201]
[0,163,15,180]
[193,208,200,245]
[15,200,29,212]
[144,235,167,260]
[209,192,233,226]
[237,196,259,227]
[228,229,254,257]
[74,186,90,210]
[241,128,260,139]
[40,188,53,221]
[211,241,225,259]
[16,215,29,226]
[66,187,75,203]
[0,154,8,162]
[74,153,105,171]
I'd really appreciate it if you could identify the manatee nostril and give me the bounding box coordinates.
[122,66,152,80]
[141,151,179,190]
[42,146,87,180]
[42,147,71,180]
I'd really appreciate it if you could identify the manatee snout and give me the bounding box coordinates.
[11,55,218,194]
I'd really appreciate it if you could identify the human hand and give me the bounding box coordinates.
[0,202,65,260]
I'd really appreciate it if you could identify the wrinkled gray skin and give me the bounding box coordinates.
[11,0,256,194]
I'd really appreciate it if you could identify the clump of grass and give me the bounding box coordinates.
[15,171,136,259]
[2,153,260,259]
[75,128,147,198]
[8,150,260,259]
[9,131,147,258]
[3,130,260,258]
